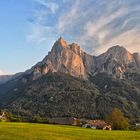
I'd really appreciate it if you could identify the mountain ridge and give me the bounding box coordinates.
[0,37,140,122]
[26,37,140,80]
[0,37,140,82]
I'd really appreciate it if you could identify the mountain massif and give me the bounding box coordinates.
[0,37,140,122]
[24,37,140,81]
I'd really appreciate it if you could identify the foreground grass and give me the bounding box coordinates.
[0,122,140,140]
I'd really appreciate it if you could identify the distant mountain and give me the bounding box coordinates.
[0,75,13,85]
[95,45,140,78]
[0,37,140,123]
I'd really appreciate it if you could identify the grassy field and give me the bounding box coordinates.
[0,122,140,140]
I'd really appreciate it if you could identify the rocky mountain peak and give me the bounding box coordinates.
[105,45,134,63]
[107,45,126,52]
[70,43,83,56]
[52,37,84,56]
[95,45,137,77]
[32,37,88,80]
[51,37,68,53]
[28,38,140,80]
[57,37,68,48]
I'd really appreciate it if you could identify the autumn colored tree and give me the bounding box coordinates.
[106,108,129,130]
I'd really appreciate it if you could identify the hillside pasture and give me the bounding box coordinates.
[0,122,140,140]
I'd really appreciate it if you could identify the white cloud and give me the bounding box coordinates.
[27,0,59,44]
[103,29,140,54]
[74,2,140,55]
[83,8,127,38]
[35,0,59,14]
[91,29,140,55]
[29,0,140,55]
[57,0,81,34]
[27,25,48,44]
[0,70,7,75]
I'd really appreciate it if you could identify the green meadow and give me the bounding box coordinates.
[0,122,140,140]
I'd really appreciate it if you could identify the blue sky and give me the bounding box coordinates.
[0,0,140,75]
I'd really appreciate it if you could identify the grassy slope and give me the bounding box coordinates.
[0,123,140,140]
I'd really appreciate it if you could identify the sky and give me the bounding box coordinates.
[0,0,140,75]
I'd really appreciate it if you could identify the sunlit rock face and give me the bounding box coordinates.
[33,37,88,79]
[95,45,137,76]
[31,38,140,80]
[69,43,83,56]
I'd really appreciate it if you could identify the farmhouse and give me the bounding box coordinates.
[81,119,111,130]
[135,123,140,129]
[47,117,111,130]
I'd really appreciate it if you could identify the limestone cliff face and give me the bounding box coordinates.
[133,53,140,69]
[31,38,140,80]
[95,46,138,77]
[33,37,87,79]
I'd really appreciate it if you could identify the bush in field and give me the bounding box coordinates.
[106,108,129,130]
[4,112,22,122]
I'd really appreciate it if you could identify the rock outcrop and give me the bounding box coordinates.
[133,53,140,69]
[95,45,138,77]
[27,38,140,80]
[32,37,88,79]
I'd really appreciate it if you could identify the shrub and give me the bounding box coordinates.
[106,108,129,130]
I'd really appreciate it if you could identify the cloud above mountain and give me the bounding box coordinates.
[0,70,6,75]
[28,0,140,55]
